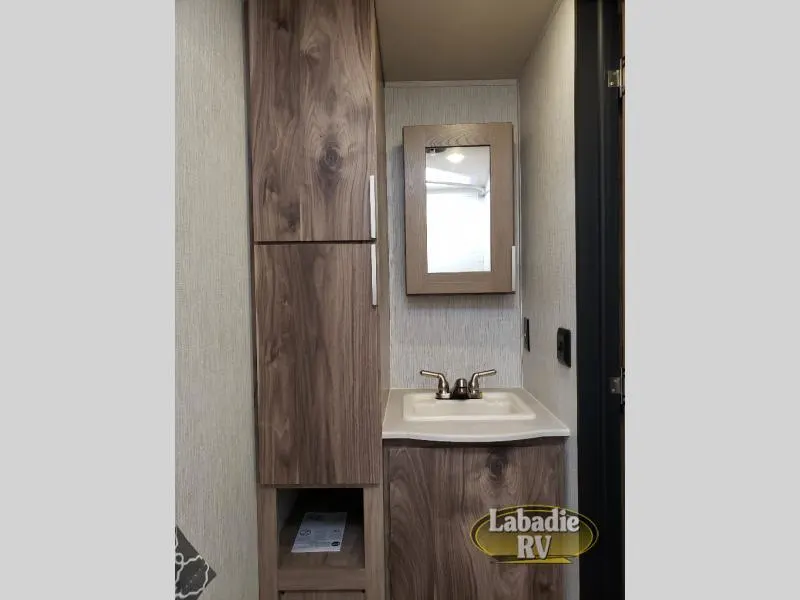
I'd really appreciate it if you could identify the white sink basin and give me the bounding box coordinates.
[402,391,537,422]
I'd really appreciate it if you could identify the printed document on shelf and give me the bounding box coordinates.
[291,512,347,553]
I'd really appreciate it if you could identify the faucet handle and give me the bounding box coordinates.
[468,369,497,398]
[420,370,450,399]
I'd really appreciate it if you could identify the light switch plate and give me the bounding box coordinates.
[557,327,571,367]
[523,317,530,351]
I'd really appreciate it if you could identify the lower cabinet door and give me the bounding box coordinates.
[387,443,565,600]
[281,594,364,600]
[254,244,380,485]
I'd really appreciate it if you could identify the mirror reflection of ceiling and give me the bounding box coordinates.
[375,0,558,81]
[426,147,490,191]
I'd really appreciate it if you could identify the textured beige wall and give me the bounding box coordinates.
[176,0,259,599]
[385,83,523,388]
[518,0,578,597]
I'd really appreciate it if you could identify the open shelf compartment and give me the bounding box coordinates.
[276,488,366,591]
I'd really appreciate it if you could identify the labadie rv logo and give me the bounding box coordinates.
[470,505,598,564]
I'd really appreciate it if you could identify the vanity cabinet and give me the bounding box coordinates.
[385,440,565,600]
[247,0,384,243]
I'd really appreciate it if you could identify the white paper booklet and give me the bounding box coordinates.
[291,512,347,553]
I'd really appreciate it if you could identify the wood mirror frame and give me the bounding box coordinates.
[403,122,515,295]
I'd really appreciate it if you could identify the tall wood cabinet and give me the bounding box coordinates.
[247,0,387,487]
[246,0,388,598]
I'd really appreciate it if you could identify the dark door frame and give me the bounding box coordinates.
[575,0,624,598]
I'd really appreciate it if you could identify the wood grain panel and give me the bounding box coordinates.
[279,570,366,592]
[258,487,279,600]
[403,122,515,295]
[387,441,565,600]
[281,593,364,600]
[247,0,376,241]
[363,486,385,600]
[381,453,391,600]
[385,446,436,599]
[254,245,380,485]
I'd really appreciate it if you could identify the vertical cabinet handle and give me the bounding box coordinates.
[370,244,378,307]
[368,175,376,239]
[511,245,517,292]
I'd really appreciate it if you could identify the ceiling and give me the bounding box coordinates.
[375,0,558,82]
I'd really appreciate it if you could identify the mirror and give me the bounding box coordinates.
[425,146,491,273]
[403,123,514,295]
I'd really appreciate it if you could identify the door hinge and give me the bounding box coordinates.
[610,370,625,398]
[607,57,625,98]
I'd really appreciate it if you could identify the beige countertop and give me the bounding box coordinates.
[382,387,570,443]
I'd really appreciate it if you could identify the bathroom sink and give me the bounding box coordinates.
[402,391,536,422]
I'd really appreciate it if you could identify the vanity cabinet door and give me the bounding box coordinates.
[386,443,564,600]
[247,0,379,242]
[254,244,381,485]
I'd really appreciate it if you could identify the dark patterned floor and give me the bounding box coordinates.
[175,526,216,599]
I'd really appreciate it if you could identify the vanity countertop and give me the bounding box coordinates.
[382,387,570,443]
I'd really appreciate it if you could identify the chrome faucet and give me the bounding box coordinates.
[451,377,474,399]
[468,369,497,399]
[420,370,450,399]
[420,369,497,400]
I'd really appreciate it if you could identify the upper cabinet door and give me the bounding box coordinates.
[247,0,377,242]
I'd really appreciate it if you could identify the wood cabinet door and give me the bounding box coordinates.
[255,244,380,485]
[247,0,378,242]
[387,443,565,600]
